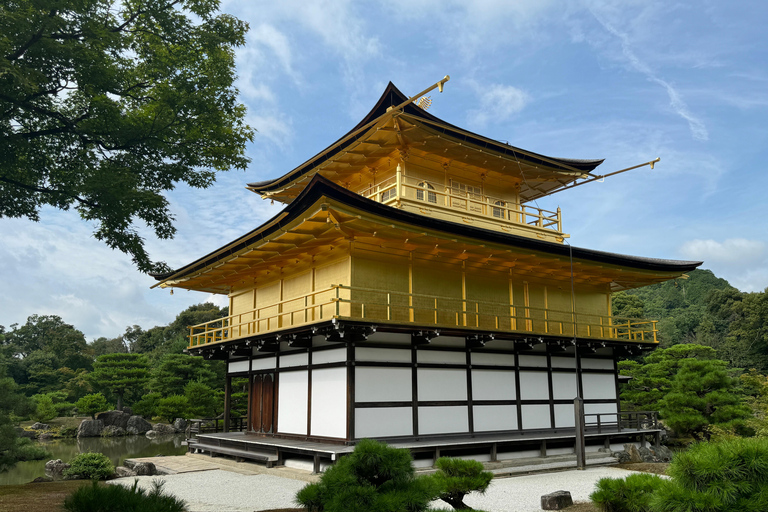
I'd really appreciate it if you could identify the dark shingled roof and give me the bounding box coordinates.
[247,82,604,194]
[154,174,701,283]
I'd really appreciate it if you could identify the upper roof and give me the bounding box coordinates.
[153,174,701,293]
[246,82,605,204]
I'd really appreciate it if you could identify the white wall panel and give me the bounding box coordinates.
[551,357,576,368]
[551,372,578,400]
[356,408,412,438]
[582,373,617,400]
[417,368,467,401]
[251,356,276,370]
[227,360,249,374]
[472,370,516,400]
[310,368,347,438]
[473,405,517,432]
[356,347,411,363]
[280,352,308,368]
[518,355,548,367]
[521,405,551,429]
[356,367,412,402]
[584,402,618,415]
[581,358,614,370]
[312,348,347,365]
[277,371,308,435]
[554,404,575,428]
[471,352,516,366]
[519,371,549,400]
[417,350,466,364]
[418,406,468,435]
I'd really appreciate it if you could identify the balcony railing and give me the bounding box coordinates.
[189,285,657,348]
[359,176,562,234]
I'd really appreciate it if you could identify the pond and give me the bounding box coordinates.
[0,434,188,486]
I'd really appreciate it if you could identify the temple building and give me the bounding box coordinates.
[153,78,701,471]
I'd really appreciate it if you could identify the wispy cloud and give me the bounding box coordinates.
[679,238,768,292]
[588,6,709,141]
[467,83,530,128]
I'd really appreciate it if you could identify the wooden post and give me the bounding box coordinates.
[574,397,586,470]
[224,375,232,433]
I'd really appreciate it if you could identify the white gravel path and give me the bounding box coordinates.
[111,466,640,512]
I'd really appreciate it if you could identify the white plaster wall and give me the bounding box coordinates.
[356,367,412,402]
[551,357,576,368]
[581,358,614,370]
[521,404,551,430]
[417,368,467,401]
[356,347,411,363]
[471,352,516,366]
[473,405,517,432]
[519,371,549,400]
[518,355,548,367]
[310,368,347,438]
[472,370,516,400]
[582,373,618,400]
[554,404,575,428]
[227,360,249,374]
[277,371,308,435]
[312,347,347,365]
[279,352,308,368]
[356,407,413,438]
[251,356,276,370]
[551,372,578,400]
[584,402,618,415]
[417,350,466,364]
[418,406,468,435]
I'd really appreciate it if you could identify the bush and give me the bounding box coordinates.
[652,437,768,511]
[32,394,57,423]
[55,401,77,417]
[431,457,493,510]
[133,392,163,419]
[296,438,439,512]
[64,479,186,512]
[57,425,79,438]
[65,452,115,481]
[590,473,664,512]
[76,393,110,420]
[156,395,189,423]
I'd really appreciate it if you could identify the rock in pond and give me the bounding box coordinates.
[77,419,104,438]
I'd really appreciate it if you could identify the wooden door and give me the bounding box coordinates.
[250,373,275,434]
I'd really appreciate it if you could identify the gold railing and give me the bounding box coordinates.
[189,285,657,348]
[359,176,562,233]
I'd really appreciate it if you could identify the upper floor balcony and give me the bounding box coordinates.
[188,285,657,349]
[357,174,565,243]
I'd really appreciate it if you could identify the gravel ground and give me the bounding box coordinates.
[111,466,640,512]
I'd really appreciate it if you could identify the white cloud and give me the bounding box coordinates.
[679,239,768,292]
[467,83,530,128]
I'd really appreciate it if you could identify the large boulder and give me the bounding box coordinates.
[638,446,656,463]
[151,423,176,435]
[651,445,673,462]
[114,466,138,478]
[96,410,132,429]
[45,459,71,479]
[77,419,104,438]
[541,490,574,510]
[623,443,644,463]
[172,418,188,433]
[31,422,50,430]
[124,460,156,476]
[126,416,152,435]
[101,425,127,437]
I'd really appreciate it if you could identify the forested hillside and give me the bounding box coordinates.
[613,269,768,372]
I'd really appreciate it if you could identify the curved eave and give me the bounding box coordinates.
[246,82,604,195]
[154,175,701,288]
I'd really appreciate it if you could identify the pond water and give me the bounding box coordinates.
[0,434,188,486]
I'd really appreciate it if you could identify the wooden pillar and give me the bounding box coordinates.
[574,397,586,470]
[224,375,232,433]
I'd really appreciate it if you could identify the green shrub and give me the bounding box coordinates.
[64,479,186,512]
[590,473,665,512]
[32,394,57,422]
[156,395,189,423]
[9,437,51,462]
[431,457,493,510]
[296,438,439,512]
[55,401,77,417]
[57,425,79,438]
[76,393,110,420]
[133,392,163,419]
[65,452,115,481]
[652,437,768,512]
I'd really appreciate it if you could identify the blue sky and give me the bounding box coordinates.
[2,0,767,340]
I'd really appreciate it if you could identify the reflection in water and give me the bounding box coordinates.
[0,434,187,486]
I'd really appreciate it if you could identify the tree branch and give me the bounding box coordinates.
[0,176,100,209]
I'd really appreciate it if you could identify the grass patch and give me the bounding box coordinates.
[0,480,96,512]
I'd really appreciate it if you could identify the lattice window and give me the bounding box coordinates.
[416,182,437,203]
